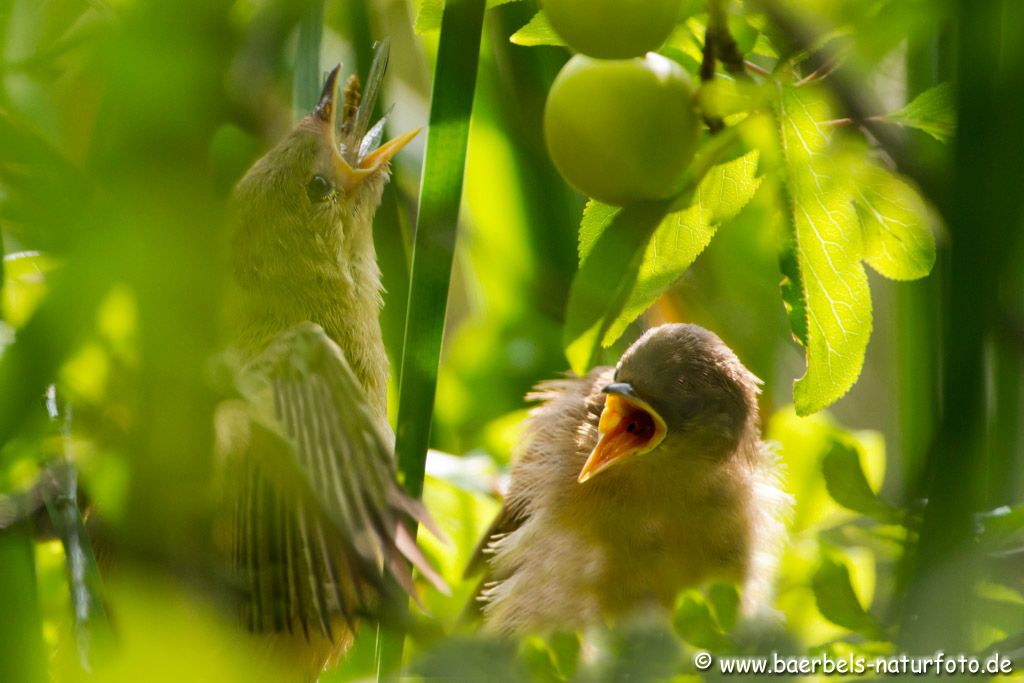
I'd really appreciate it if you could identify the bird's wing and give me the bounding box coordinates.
[463,368,612,609]
[221,322,445,639]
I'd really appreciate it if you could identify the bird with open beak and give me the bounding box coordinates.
[469,324,791,634]
[216,45,444,675]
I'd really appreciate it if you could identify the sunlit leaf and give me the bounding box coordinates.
[853,164,936,281]
[812,550,883,638]
[601,150,761,346]
[883,83,955,143]
[2,252,57,328]
[728,13,760,56]
[822,438,901,523]
[778,230,809,347]
[565,128,752,374]
[563,201,670,375]
[777,85,872,415]
[577,200,620,262]
[419,472,500,616]
[510,10,565,47]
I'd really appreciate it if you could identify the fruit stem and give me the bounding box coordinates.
[700,0,752,133]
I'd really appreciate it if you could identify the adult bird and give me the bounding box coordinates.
[216,48,444,673]
[469,324,790,634]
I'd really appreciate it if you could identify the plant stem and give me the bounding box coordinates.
[293,0,325,118]
[902,0,1024,650]
[379,0,486,677]
[0,522,46,683]
[394,0,486,500]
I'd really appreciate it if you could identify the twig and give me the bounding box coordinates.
[700,0,752,133]
[795,49,846,86]
[708,0,748,78]
[821,115,885,128]
[700,25,717,83]
[744,60,771,78]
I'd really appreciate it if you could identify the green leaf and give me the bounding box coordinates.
[673,590,731,651]
[706,582,740,633]
[600,151,761,346]
[822,438,900,523]
[564,201,671,375]
[510,10,565,47]
[777,86,872,415]
[578,200,621,261]
[727,14,760,56]
[2,252,57,328]
[812,550,883,637]
[566,128,757,373]
[517,632,580,682]
[853,164,936,281]
[777,226,809,347]
[883,82,955,143]
[416,0,518,34]
[976,504,1024,551]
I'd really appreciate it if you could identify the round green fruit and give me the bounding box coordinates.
[544,0,680,59]
[544,53,700,206]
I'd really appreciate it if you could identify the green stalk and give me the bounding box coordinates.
[0,522,46,683]
[293,0,325,118]
[395,0,486,499]
[895,32,944,499]
[379,0,486,677]
[902,0,1024,650]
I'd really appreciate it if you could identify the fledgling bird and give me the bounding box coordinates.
[470,323,791,634]
[217,48,444,674]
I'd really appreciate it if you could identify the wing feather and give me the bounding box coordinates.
[225,323,446,639]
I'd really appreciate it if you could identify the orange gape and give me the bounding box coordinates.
[578,393,667,483]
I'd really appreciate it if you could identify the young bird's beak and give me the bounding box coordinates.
[577,383,668,483]
[315,64,420,193]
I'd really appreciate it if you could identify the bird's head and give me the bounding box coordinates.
[578,324,761,483]
[231,58,417,285]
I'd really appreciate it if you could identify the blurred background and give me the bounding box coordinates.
[1,0,1023,680]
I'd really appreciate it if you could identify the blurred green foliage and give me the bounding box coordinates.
[0,0,1022,681]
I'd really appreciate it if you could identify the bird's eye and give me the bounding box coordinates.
[306,174,334,203]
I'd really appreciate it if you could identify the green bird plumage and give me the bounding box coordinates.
[217,50,441,673]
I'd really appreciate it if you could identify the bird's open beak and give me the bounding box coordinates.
[578,383,668,484]
[315,64,420,193]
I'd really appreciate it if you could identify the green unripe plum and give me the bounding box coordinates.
[544,0,680,59]
[544,53,700,206]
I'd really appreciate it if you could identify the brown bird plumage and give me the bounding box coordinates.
[471,323,791,634]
